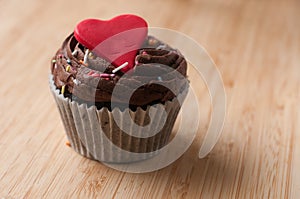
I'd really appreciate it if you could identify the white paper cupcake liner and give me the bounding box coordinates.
[49,75,186,163]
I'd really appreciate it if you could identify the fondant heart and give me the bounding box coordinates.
[74,15,148,72]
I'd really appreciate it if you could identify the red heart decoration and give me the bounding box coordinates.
[74,15,148,72]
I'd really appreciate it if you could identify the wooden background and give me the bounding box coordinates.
[1,0,300,198]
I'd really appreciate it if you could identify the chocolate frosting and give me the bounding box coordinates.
[51,34,188,107]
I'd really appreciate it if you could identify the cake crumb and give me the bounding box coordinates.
[65,141,71,147]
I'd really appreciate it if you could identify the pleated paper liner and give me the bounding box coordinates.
[49,75,187,163]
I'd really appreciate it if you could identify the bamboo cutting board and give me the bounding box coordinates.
[1,0,300,198]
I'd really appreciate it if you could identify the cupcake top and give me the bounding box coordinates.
[51,16,188,107]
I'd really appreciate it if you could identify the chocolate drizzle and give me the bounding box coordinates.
[51,34,188,107]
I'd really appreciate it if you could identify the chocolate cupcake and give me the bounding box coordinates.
[49,15,189,163]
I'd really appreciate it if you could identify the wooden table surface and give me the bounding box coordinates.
[1,0,300,198]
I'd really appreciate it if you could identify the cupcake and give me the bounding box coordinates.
[50,14,189,163]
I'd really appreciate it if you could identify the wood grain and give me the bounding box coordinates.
[1,0,299,198]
